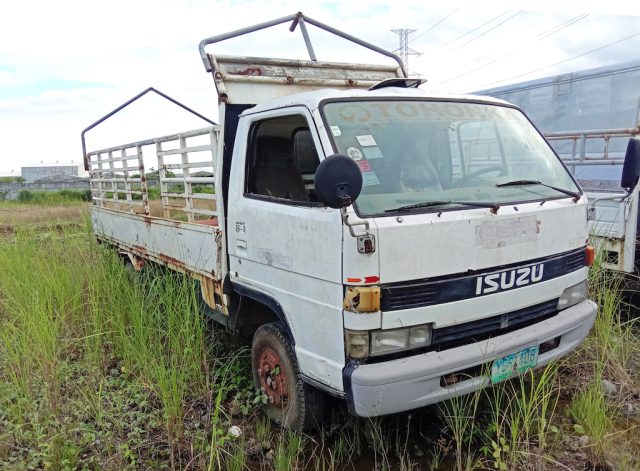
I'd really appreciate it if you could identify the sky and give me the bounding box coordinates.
[1,0,639,176]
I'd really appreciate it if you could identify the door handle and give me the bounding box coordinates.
[236,239,247,256]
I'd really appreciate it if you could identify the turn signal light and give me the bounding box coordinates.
[585,246,595,266]
[343,286,381,312]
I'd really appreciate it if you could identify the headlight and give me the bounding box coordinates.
[346,324,433,359]
[558,280,588,310]
[371,329,410,355]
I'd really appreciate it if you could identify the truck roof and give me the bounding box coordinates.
[242,86,512,115]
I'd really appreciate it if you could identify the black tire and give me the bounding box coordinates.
[251,322,324,431]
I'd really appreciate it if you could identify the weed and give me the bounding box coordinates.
[569,380,614,452]
[273,431,304,471]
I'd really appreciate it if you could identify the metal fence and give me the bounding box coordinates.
[86,126,219,222]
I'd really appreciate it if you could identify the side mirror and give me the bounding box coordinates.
[621,138,640,192]
[314,154,363,209]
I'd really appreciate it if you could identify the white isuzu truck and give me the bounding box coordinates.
[83,13,636,430]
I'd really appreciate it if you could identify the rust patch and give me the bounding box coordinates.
[132,244,147,255]
[197,275,227,314]
[200,277,217,308]
[158,253,186,270]
[231,67,262,76]
[142,215,153,226]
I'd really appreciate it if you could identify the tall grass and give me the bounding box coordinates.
[0,226,221,468]
[2,206,639,470]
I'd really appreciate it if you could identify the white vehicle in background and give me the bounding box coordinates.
[82,13,631,430]
[477,63,640,274]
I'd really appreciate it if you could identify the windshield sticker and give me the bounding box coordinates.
[330,125,342,136]
[362,171,380,186]
[362,146,383,159]
[356,160,372,172]
[346,147,363,160]
[356,134,377,147]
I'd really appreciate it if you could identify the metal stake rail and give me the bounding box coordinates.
[87,126,219,222]
[544,126,640,168]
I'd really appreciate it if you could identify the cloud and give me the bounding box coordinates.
[0,78,112,101]
[1,1,640,175]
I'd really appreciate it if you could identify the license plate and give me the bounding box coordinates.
[491,346,539,384]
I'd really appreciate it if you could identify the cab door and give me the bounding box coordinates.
[226,107,346,391]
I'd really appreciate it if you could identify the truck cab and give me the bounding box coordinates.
[85,13,601,431]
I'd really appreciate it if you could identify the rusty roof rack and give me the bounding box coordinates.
[198,12,407,77]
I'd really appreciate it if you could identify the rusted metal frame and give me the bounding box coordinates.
[81,88,216,170]
[544,127,640,138]
[92,177,143,185]
[96,152,106,208]
[88,126,215,157]
[213,54,400,72]
[212,109,227,302]
[121,148,133,210]
[180,136,194,222]
[162,206,216,217]
[220,75,384,87]
[579,133,586,162]
[162,177,215,183]
[93,197,144,206]
[157,140,170,219]
[544,126,640,164]
[162,161,214,170]
[162,191,215,200]
[561,159,625,165]
[199,13,300,72]
[157,144,213,156]
[87,155,139,169]
[137,145,149,215]
[296,14,407,76]
[296,16,317,61]
[108,150,120,210]
[96,232,218,279]
[198,12,407,77]
[154,130,217,220]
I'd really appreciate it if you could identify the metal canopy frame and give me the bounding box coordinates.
[198,11,407,78]
[80,87,216,170]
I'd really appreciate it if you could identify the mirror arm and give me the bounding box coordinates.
[341,207,371,238]
[588,188,636,206]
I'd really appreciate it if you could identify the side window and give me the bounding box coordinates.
[246,115,321,204]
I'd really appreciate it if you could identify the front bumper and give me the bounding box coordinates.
[346,299,597,417]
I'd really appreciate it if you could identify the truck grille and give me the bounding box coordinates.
[381,247,585,311]
[365,299,560,363]
[430,299,558,348]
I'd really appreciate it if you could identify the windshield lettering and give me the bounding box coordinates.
[322,100,579,216]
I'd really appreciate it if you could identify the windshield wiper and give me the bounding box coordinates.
[496,180,580,201]
[385,200,500,213]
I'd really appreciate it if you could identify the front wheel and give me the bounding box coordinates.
[251,322,324,431]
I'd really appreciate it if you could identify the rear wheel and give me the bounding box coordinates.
[251,322,324,431]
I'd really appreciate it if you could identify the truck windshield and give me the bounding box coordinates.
[321,100,580,216]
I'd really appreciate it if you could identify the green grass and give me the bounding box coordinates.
[15,188,92,204]
[0,226,235,468]
[0,207,639,470]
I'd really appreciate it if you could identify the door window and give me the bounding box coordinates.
[246,115,321,204]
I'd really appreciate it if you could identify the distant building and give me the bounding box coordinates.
[21,164,81,183]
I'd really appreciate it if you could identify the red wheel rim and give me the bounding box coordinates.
[258,347,288,407]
